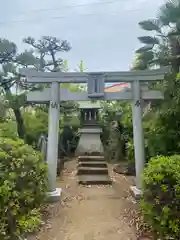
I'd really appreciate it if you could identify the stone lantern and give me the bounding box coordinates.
[76,101,103,155]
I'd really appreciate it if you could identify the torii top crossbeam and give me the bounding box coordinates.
[20,67,170,103]
[20,67,170,83]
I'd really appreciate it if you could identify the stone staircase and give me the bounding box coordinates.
[77,155,112,185]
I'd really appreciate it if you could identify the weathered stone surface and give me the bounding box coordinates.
[78,161,107,168]
[76,130,104,155]
[77,166,108,175]
[113,163,135,176]
[78,155,105,162]
[77,154,111,185]
[78,175,112,185]
[83,151,104,156]
[130,186,141,200]
[46,188,62,203]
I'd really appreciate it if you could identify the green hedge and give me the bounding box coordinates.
[0,121,18,140]
[141,155,180,239]
[0,137,47,239]
[127,139,134,163]
[23,111,48,146]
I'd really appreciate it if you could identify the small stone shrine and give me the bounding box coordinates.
[76,101,104,155]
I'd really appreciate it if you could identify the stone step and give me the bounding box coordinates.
[78,174,112,185]
[77,166,108,175]
[78,155,105,162]
[78,161,107,168]
[79,152,104,156]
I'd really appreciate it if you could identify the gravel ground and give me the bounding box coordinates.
[28,160,152,240]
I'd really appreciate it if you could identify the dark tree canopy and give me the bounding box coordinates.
[23,36,71,71]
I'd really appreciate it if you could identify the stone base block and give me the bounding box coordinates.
[130,186,141,200]
[76,132,104,156]
[46,188,62,203]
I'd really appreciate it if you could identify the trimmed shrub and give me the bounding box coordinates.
[0,121,18,140]
[23,111,48,146]
[0,137,47,239]
[141,155,180,239]
[127,139,134,163]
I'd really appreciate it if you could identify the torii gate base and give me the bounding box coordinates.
[130,186,141,200]
[46,188,62,203]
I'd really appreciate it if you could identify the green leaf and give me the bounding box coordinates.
[0,38,17,63]
[140,51,154,62]
[139,19,161,32]
[135,51,154,63]
[136,45,154,53]
[16,50,38,67]
[159,0,180,25]
[167,30,180,37]
[2,63,16,75]
[138,36,159,45]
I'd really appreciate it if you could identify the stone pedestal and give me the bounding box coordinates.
[76,126,104,155]
[130,186,141,200]
[46,188,62,203]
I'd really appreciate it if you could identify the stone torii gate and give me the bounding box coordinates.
[20,67,169,201]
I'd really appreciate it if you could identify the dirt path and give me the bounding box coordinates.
[30,160,143,240]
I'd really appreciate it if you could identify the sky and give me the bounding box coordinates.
[1,0,165,72]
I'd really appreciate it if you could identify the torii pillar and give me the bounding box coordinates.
[46,82,62,202]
